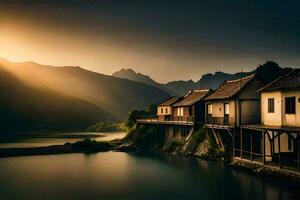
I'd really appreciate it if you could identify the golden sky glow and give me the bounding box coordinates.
[0,1,300,82]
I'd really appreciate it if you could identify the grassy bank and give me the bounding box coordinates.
[86,122,127,132]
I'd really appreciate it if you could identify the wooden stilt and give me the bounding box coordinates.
[278,132,282,168]
[232,131,235,157]
[262,130,266,165]
[297,136,300,172]
[240,127,243,158]
[271,131,274,161]
[250,132,253,161]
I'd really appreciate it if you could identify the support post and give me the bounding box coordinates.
[240,127,243,158]
[250,132,253,161]
[278,132,282,168]
[271,131,274,162]
[262,130,266,165]
[232,131,235,157]
[298,137,300,172]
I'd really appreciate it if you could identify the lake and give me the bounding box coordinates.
[0,152,298,200]
[0,131,126,148]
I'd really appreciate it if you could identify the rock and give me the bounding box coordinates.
[115,142,139,153]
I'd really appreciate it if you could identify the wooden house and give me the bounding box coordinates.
[157,97,182,122]
[242,69,300,168]
[204,74,265,128]
[171,89,213,125]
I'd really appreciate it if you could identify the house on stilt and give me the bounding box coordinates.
[241,69,300,172]
[204,74,266,150]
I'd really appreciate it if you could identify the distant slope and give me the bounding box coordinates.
[0,65,115,133]
[0,59,170,121]
[113,68,178,95]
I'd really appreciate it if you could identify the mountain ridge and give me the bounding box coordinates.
[113,61,293,95]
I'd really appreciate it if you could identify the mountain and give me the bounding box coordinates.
[165,80,199,96]
[0,59,170,125]
[113,61,293,96]
[113,68,178,95]
[0,65,115,133]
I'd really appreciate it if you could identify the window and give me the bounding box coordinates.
[288,136,293,151]
[165,108,168,114]
[285,97,296,114]
[207,104,212,114]
[177,107,183,116]
[224,103,229,115]
[180,107,184,116]
[161,108,163,114]
[268,98,275,113]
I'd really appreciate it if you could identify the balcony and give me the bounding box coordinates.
[205,115,235,129]
[136,115,196,126]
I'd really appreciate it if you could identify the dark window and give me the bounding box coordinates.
[288,136,293,151]
[189,106,193,116]
[165,108,168,113]
[161,108,163,114]
[285,97,296,114]
[268,98,274,113]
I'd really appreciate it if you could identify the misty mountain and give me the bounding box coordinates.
[0,59,170,124]
[113,68,178,95]
[113,61,292,95]
[0,65,115,133]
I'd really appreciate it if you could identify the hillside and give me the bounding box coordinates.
[0,65,115,133]
[0,59,170,121]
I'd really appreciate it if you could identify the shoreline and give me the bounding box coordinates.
[1,142,300,185]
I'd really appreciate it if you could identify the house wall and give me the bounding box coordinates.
[261,92,282,126]
[261,91,300,127]
[238,76,265,100]
[206,100,236,125]
[173,107,191,117]
[240,100,260,124]
[157,106,172,115]
[281,91,300,127]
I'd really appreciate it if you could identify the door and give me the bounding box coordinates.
[224,103,229,125]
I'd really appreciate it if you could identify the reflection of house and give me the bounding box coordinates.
[241,69,300,171]
[157,97,182,122]
[171,89,213,125]
[204,74,265,128]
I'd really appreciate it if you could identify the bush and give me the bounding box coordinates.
[71,138,113,152]
[86,122,126,132]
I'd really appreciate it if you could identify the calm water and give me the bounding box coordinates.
[0,152,298,200]
[0,132,126,148]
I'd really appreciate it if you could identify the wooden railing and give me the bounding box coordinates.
[206,116,235,126]
[136,115,195,125]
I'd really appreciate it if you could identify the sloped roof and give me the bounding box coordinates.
[172,89,212,107]
[204,74,256,100]
[257,69,300,92]
[158,97,181,106]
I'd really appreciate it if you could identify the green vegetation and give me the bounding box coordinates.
[71,138,113,153]
[86,122,127,132]
[126,104,157,127]
[123,124,165,152]
[189,127,207,151]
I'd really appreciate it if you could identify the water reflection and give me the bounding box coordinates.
[0,152,298,200]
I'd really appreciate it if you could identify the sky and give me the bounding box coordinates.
[0,0,300,83]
